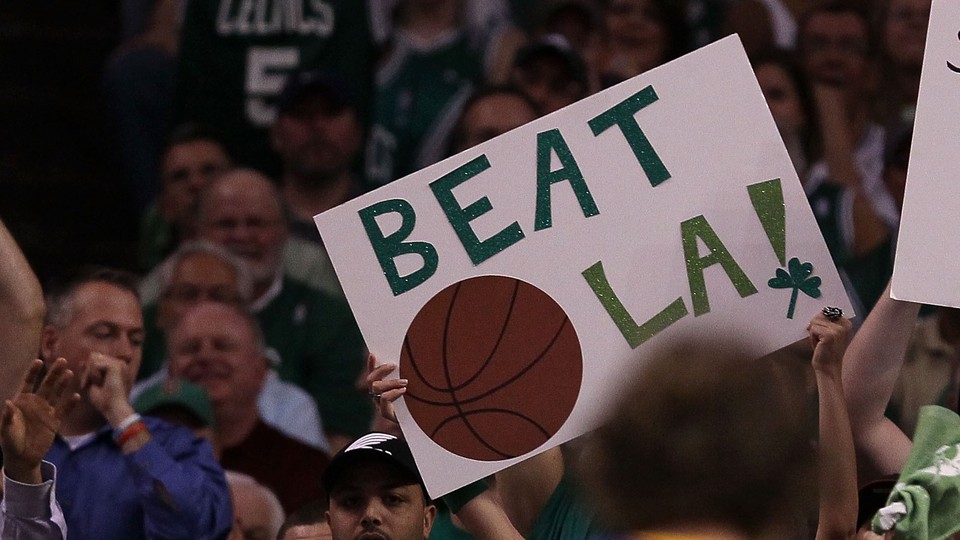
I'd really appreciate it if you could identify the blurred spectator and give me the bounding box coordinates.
[40,267,232,539]
[591,0,688,88]
[875,0,931,126]
[888,304,960,437]
[135,240,330,451]
[686,0,734,49]
[189,170,368,447]
[798,1,895,316]
[168,302,329,514]
[364,0,525,187]
[137,122,233,271]
[133,377,218,450]
[531,1,602,56]
[276,501,333,540]
[451,86,540,153]
[510,35,590,114]
[722,0,807,57]
[173,0,374,176]
[103,0,182,212]
[576,337,815,537]
[272,71,366,245]
[226,471,286,540]
[752,49,819,179]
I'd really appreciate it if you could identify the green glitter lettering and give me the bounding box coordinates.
[583,261,688,348]
[681,215,758,316]
[747,178,786,266]
[588,85,670,187]
[358,199,439,296]
[535,129,600,231]
[430,155,525,265]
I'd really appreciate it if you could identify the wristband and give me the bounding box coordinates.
[441,479,488,514]
[115,421,148,447]
[113,413,142,435]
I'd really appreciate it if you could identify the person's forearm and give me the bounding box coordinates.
[454,489,524,540]
[1,462,66,540]
[814,368,858,540]
[842,283,919,478]
[815,86,861,191]
[0,219,45,403]
[842,283,920,427]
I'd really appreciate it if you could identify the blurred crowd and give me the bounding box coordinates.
[3,0,958,539]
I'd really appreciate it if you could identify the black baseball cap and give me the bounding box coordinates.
[513,34,589,91]
[276,70,354,116]
[322,433,425,494]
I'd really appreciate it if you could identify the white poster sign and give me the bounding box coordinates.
[892,0,960,306]
[315,36,851,497]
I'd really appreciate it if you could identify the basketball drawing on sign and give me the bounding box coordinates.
[400,275,583,461]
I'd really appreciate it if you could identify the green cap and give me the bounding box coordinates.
[133,378,215,427]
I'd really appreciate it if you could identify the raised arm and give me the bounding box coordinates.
[813,84,890,258]
[0,218,46,402]
[0,358,77,540]
[842,282,920,480]
[809,311,857,540]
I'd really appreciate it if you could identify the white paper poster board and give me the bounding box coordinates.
[315,36,851,497]
[892,0,960,306]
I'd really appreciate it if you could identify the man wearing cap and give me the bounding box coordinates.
[322,433,436,540]
[272,70,367,246]
[510,34,589,115]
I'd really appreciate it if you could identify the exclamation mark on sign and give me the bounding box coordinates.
[749,178,823,319]
[747,178,786,265]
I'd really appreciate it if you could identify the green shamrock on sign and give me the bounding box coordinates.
[768,257,822,319]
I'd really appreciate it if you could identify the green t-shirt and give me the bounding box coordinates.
[528,477,600,540]
[364,29,484,187]
[173,0,373,174]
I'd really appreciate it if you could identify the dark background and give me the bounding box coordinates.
[1,2,139,283]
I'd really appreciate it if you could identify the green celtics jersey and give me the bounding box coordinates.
[174,0,373,174]
[364,29,485,187]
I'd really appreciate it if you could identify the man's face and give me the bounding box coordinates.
[159,140,231,226]
[43,282,145,396]
[883,0,930,70]
[197,172,287,286]
[800,11,871,88]
[511,56,584,114]
[167,303,266,408]
[755,63,806,133]
[326,461,436,540]
[158,252,243,330]
[605,0,669,71]
[456,93,538,152]
[272,95,363,184]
